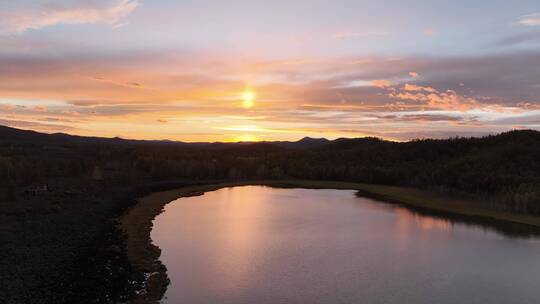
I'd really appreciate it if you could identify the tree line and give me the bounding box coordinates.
[1,128,539,215]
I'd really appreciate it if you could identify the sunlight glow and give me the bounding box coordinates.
[235,134,260,142]
[242,90,256,108]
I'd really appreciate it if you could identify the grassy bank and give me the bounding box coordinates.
[0,180,216,304]
[118,179,540,303]
[118,183,234,304]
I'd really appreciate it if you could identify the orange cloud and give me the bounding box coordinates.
[403,84,437,93]
[1,50,539,142]
[390,86,478,111]
[371,79,392,88]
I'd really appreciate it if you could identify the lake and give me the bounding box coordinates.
[151,186,540,304]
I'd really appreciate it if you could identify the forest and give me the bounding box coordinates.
[2,125,539,214]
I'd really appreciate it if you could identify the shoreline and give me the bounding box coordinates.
[117,180,540,303]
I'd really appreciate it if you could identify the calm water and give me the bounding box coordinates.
[151,186,540,304]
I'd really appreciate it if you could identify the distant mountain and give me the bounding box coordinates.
[296,136,331,147]
[2,124,539,153]
[0,125,194,147]
[258,137,331,149]
[0,125,332,149]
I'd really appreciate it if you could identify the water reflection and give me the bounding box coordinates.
[152,186,540,304]
[355,191,540,238]
[209,187,267,294]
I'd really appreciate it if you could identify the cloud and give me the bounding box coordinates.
[518,13,540,26]
[2,50,540,110]
[1,104,15,111]
[409,72,419,78]
[1,48,540,141]
[496,31,540,46]
[0,0,139,34]
[371,79,392,88]
[389,85,478,111]
[377,113,465,122]
[0,118,78,132]
[403,84,436,93]
[90,76,149,90]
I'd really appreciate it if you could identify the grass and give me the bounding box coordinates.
[117,179,540,303]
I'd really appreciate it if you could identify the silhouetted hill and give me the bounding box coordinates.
[2,124,540,215]
[295,136,330,147]
[0,125,201,147]
[0,125,332,149]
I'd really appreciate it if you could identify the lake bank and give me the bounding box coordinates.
[118,180,540,303]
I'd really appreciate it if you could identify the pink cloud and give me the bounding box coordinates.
[518,13,540,26]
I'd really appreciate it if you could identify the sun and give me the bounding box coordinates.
[242,90,256,108]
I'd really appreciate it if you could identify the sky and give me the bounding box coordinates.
[1,0,540,142]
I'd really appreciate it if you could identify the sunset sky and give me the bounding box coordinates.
[1,0,540,142]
